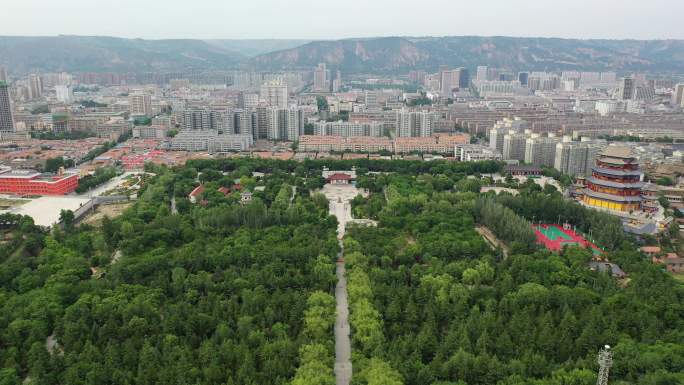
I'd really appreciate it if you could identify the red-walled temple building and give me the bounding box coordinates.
[0,168,79,195]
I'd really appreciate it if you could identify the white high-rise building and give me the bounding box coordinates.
[0,82,14,132]
[260,81,288,109]
[476,66,489,82]
[364,91,379,109]
[268,107,303,141]
[332,70,342,92]
[55,85,74,104]
[182,109,225,131]
[396,110,432,137]
[128,91,152,117]
[618,77,635,100]
[440,69,459,96]
[525,136,559,167]
[673,83,684,108]
[0,67,7,82]
[28,74,43,100]
[254,106,270,139]
[502,132,527,161]
[489,118,528,152]
[595,100,620,116]
[313,63,328,92]
[489,127,509,153]
[554,141,607,176]
[232,109,252,136]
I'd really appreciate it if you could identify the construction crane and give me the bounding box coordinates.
[596,345,613,385]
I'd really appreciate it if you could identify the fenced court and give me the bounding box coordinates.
[534,224,602,256]
[536,225,572,241]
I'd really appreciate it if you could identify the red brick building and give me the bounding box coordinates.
[0,169,79,195]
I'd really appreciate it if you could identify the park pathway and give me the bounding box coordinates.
[334,242,352,385]
[321,184,359,385]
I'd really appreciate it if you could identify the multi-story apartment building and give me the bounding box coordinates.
[477,81,526,97]
[502,132,528,161]
[182,109,225,131]
[298,134,468,154]
[673,83,684,108]
[128,91,152,117]
[617,77,635,100]
[440,68,459,96]
[524,136,559,167]
[554,141,606,176]
[476,66,489,82]
[298,136,394,153]
[488,118,528,153]
[313,63,328,92]
[27,74,43,100]
[364,91,379,109]
[260,81,288,109]
[313,121,383,137]
[232,109,252,136]
[55,85,73,104]
[455,144,502,162]
[396,110,432,137]
[133,125,168,139]
[170,130,253,152]
[268,107,303,141]
[253,106,270,139]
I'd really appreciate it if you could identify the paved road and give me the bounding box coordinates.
[334,245,352,385]
[171,196,178,215]
[74,171,147,198]
[321,184,360,385]
[289,186,297,207]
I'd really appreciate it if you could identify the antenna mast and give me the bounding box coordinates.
[596,345,613,385]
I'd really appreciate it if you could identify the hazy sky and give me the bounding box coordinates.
[4,0,684,40]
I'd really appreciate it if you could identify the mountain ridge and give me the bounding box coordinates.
[252,35,684,74]
[0,35,247,74]
[2,35,684,75]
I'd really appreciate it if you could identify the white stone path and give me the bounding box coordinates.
[321,184,362,385]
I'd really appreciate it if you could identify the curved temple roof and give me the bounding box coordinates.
[583,189,643,202]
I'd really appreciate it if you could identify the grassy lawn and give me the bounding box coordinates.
[0,198,29,209]
[673,274,684,284]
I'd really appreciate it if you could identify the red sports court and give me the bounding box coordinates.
[534,224,602,256]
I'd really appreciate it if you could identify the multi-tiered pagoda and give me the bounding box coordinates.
[583,147,644,212]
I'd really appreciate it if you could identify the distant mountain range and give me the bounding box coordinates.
[0,35,245,74]
[252,36,684,74]
[2,35,684,75]
[205,39,310,58]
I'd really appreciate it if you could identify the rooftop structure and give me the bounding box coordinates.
[326,172,353,185]
[0,168,79,195]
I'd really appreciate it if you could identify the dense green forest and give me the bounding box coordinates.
[0,162,340,384]
[346,171,684,385]
[0,157,682,385]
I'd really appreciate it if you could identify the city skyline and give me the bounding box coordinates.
[4,0,684,40]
